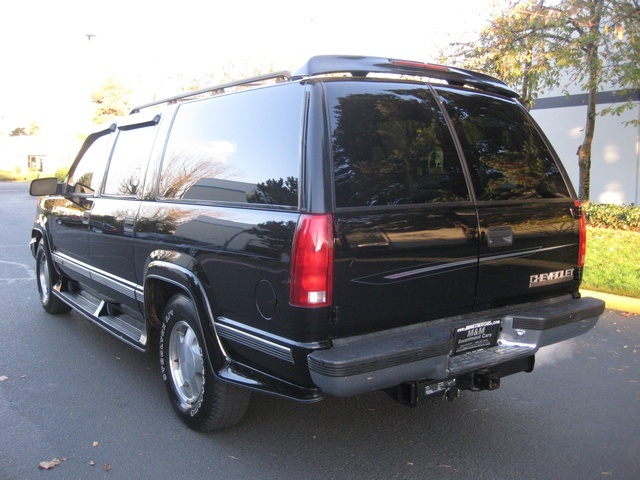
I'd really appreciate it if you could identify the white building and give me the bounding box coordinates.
[531,87,639,205]
[0,133,79,178]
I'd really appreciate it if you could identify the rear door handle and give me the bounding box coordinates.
[486,226,513,247]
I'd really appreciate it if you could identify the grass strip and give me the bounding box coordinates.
[582,227,640,298]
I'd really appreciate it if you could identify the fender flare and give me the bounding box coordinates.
[30,225,48,258]
[144,259,230,374]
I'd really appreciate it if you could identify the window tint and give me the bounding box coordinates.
[436,87,570,201]
[103,125,157,196]
[68,133,111,194]
[327,81,469,208]
[159,84,303,207]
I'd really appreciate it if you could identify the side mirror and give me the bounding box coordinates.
[30,177,61,196]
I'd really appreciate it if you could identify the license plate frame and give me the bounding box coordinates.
[452,319,501,356]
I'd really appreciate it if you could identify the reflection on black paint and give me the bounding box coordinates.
[246,220,296,257]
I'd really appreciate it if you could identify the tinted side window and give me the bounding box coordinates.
[103,125,157,196]
[68,133,111,194]
[159,84,303,207]
[437,87,570,201]
[327,81,469,208]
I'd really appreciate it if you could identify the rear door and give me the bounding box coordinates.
[436,87,581,308]
[325,80,479,337]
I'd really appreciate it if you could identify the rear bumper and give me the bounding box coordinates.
[307,295,604,396]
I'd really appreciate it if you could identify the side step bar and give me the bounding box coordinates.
[54,283,147,351]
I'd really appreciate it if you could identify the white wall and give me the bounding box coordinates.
[532,102,639,205]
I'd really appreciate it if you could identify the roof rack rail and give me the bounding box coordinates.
[292,55,519,98]
[130,70,292,114]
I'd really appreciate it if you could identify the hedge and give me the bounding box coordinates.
[585,203,640,232]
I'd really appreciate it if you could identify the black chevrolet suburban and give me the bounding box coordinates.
[30,55,605,431]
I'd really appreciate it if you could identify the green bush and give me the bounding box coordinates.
[54,165,71,182]
[585,203,640,232]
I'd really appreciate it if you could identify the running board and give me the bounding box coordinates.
[54,286,147,351]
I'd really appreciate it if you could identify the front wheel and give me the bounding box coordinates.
[35,243,71,315]
[159,294,251,431]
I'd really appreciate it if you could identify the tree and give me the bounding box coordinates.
[28,121,39,135]
[91,76,132,124]
[446,0,640,201]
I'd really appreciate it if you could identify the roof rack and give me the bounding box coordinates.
[292,55,519,98]
[130,70,291,114]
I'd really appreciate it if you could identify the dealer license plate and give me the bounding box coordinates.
[452,320,501,356]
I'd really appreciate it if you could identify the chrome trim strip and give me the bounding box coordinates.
[53,252,143,302]
[478,244,576,264]
[91,269,136,298]
[384,257,477,281]
[54,253,92,278]
[215,322,294,364]
[354,244,577,285]
[216,315,329,351]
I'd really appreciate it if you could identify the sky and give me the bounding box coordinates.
[0,0,497,135]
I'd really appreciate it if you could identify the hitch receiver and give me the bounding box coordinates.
[473,370,501,390]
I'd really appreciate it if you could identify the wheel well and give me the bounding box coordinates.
[145,278,184,332]
[144,274,228,368]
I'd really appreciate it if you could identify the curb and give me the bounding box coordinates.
[581,289,640,315]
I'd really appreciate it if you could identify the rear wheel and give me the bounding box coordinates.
[160,294,251,431]
[35,243,71,314]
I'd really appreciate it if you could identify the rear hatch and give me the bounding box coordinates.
[325,80,580,338]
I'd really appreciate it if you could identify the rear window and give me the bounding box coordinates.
[327,81,470,208]
[159,83,303,207]
[436,87,570,201]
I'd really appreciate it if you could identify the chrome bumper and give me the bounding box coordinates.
[307,295,604,396]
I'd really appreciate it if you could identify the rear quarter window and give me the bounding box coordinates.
[159,83,304,207]
[436,87,570,201]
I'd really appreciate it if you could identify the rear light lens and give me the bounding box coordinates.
[390,59,449,72]
[575,200,586,267]
[290,214,334,308]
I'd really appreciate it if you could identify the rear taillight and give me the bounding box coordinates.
[289,214,334,308]
[390,59,449,72]
[575,200,586,267]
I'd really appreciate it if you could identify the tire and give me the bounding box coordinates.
[159,294,251,431]
[35,243,71,315]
